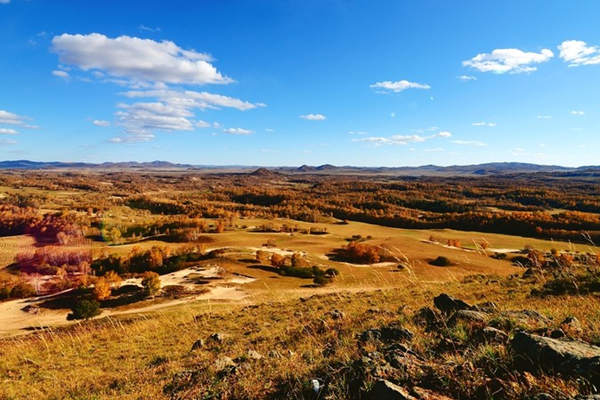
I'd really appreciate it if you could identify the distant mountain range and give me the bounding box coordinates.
[0,160,599,176]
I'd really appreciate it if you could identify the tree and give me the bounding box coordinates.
[93,277,111,301]
[270,253,287,268]
[68,299,101,320]
[141,271,161,297]
[104,270,122,286]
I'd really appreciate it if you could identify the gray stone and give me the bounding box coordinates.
[433,293,472,314]
[511,332,600,384]
[209,333,224,343]
[482,327,509,343]
[369,379,416,400]
[449,309,488,326]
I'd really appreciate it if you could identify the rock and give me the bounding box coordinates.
[247,350,263,360]
[328,309,345,320]
[503,309,551,327]
[385,344,425,376]
[359,327,413,342]
[412,386,454,400]
[209,333,224,343]
[482,327,509,343]
[511,332,600,384]
[433,293,472,314]
[474,301,499,313]
[369,379,416,400]
[190,339,204,350]
[413,307,441,327]
[561,316,582,335]
[214,356,236,371]
[448,310,488,326]
[550,329,565,339]
[21,305,40,314]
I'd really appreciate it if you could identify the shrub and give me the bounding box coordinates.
[141,271,161,297]
[313,274,333,286]
[430,256,452,267]
[68,299,101,320]
[93,277,111,301]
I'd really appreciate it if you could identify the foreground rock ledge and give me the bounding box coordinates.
[511,331,600,384]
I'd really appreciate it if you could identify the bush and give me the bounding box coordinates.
[313,274,333,286]
[93,277,111,300]
[141,271,161,297]
[430,256,452,266]
[68,299,101,320]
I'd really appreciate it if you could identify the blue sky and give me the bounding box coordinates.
[1,0,599,166]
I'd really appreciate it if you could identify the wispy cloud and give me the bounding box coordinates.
[0,128,18,135]
[370,80,430,93]
[458,75,477,81]
[138,25,161,33]
[299,113,326,120]
[353,130,451,146]
[92,119,110,127]
[452,139,486,147]
[52,70,70,79]
[537,115,552,119]
[472,121,496,127]
[558,40,600,66]
[463,48,553,74]
[223,127,253,135]
[570,110,584,115]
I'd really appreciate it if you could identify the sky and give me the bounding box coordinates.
[1,0,599,167]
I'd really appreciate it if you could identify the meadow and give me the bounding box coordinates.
[0,169,599,399]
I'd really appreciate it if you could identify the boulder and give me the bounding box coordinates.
[433,294,472,314]
[482,327,509,344]
[190,339,204,350]
[360,327,413,342]
[369,379,416,400]
[448,310,488,326]
[511,332,600,384]
[413,307,441,329]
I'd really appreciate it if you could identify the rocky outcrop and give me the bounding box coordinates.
[369,379,416,400]
[511,332,600,384]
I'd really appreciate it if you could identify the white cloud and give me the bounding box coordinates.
[123,89,262,111]
[570,110,584,115]
[558,40,600,66]
[299,113,326,120]
[112,89,264,141]
[370,80,430,93]
[390,112,396,118]
[223,127,253,135]
[0,128,18,135]
[353,130,451,146]
[537,115,552,119]
[51,33,232,85]
[472,121,496,127]
[92,119,110,127]
[0,138,17,145]
[0,110,26,125]
[452,140,486,147]
[0,0,10,4]
[52,70,69,79]
[348,130,368,135]
[458,75,477,81]
[463,48,553,74]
